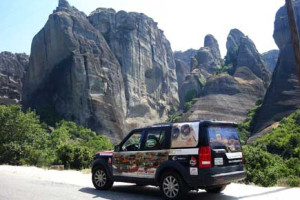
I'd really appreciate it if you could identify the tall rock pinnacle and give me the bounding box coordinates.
[204,34,222,60]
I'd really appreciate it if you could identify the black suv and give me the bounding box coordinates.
[91,121,246,199]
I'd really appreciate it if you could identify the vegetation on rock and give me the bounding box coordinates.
[238,98,263,144]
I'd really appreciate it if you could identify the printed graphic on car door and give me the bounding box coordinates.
[138,128,169,178]
[208,125,242,167]
[112,131,142,177]
[112,129,169,178]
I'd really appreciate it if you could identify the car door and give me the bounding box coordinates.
[138,127,170,178]
[112,130,143,177]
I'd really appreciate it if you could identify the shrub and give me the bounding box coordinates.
[237,99,262,144]
[0,105,113,169]
[166,114,182,123]
[286,176,300,187]
[56,144,74,169]
[72,146,93,169]
[243,109,300,187]
[254,110,300,159]
[0,105,48,166]
[55,144,92,169]
[243,146,289,187]
[184,102,193,112]
[191,98,199,104]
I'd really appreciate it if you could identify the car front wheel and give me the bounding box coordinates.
[92,166,114,190]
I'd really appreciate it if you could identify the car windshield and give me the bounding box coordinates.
[208,126,241,152]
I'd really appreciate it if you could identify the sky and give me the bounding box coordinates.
[0,0,285,57]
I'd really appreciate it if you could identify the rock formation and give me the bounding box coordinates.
[0,52,28,105]
[88,8,179,128]
[23,0,127,141]
[204,34,222,64]
[225,29,245,68]
[182,29,269,123]
[252,1,300,135]
[262,50,279,72]
[23,0,179,140]
[225,29,271,85]
[192,34,222,78]
[176,34,222,107]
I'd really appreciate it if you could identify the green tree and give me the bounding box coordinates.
[0,105,48,165]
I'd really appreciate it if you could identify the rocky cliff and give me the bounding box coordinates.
[23,0,127,141]
[262,50,279,72]
[226,29,271,85]
[252,1,300,135]
[182,29,269,123]
[23,0,179,140]
[88,8,179,128]
[0,52,28,105]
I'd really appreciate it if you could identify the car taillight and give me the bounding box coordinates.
[198,146,212,168]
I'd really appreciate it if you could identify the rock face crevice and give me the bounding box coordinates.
[252,0,300,135]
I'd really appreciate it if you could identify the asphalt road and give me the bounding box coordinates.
[0,166,300,200]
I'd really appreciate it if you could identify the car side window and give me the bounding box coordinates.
[121,132,142,151]
[143,129,166,150]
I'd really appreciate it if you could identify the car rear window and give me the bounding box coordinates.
[208,126,241,152]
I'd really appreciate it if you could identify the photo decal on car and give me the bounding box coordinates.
[171,123,199,148]
[112,151,169,177]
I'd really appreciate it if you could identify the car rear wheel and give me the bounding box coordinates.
[92,166,114,190]
[205,185,227,193]
[160,171,189,200]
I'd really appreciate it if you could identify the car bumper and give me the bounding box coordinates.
[185,165,247,188]
[206,170,247,186]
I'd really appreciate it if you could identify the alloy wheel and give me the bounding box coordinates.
[94,169,107,187]
[162,175,179,198]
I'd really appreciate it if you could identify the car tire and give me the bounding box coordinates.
[92,166,114,190]
[205,185,227,193]
[160,171,189,200]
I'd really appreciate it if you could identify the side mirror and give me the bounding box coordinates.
[114,145,121,152]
